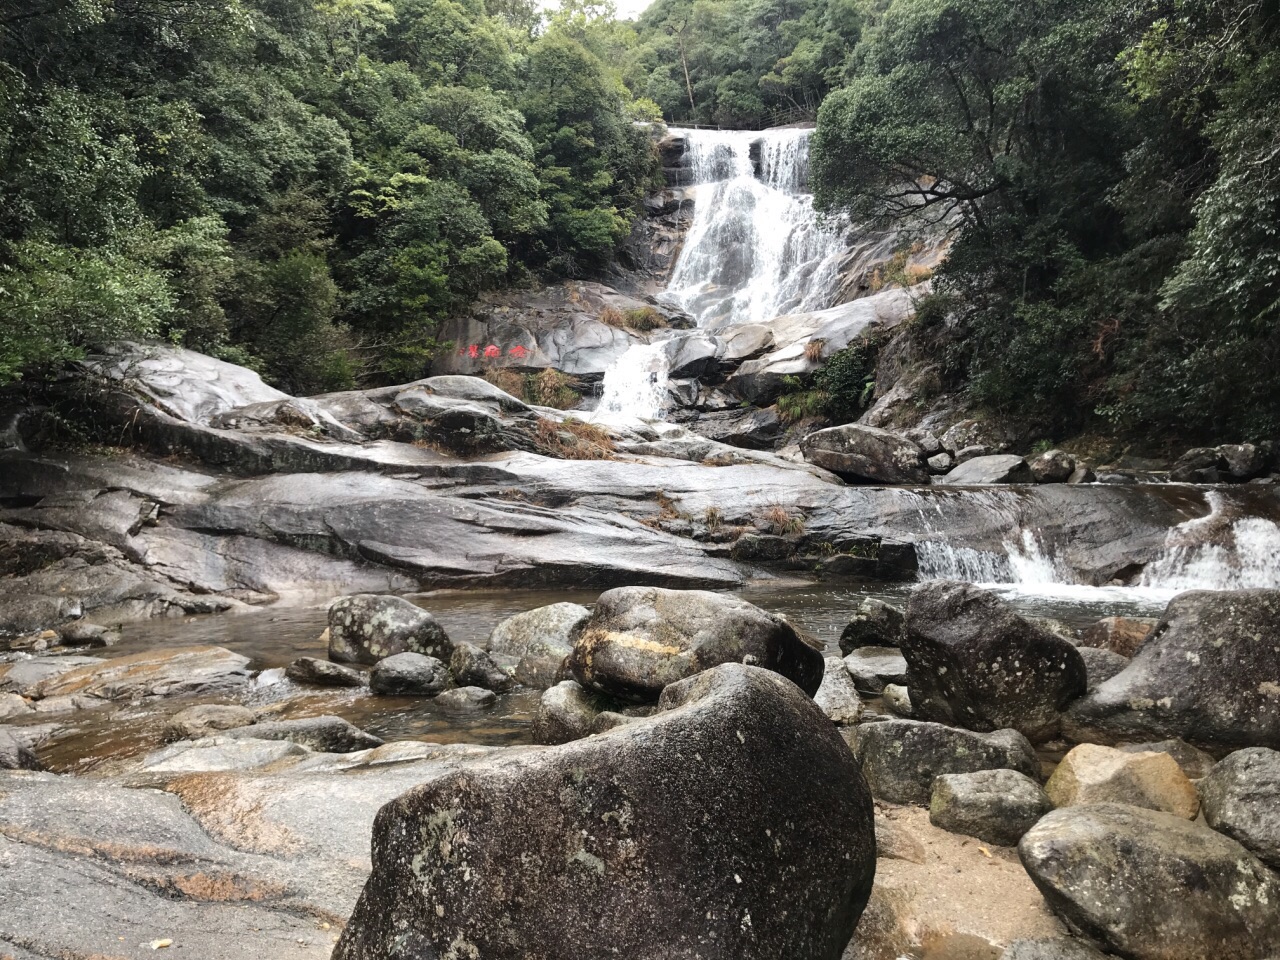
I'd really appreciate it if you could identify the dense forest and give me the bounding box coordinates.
[2,0,1279,442]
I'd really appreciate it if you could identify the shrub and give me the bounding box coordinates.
[533,417,614,460]
[527,368,580,409]
[760,504,805,536]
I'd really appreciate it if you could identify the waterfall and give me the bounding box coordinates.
[1139,492,1280,591]
[595,341,671,421]
[916,529,1067,585]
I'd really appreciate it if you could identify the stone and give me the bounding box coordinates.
[433,685,497,711]
[1001,939,1112,960]
[1118,739,1216,780]
[1064,590,1280,751]
[1169,447,1223,484]
[874,817,927,864]
[0,656,105,696]
[568,586,824,702]
[1076,647,1129,689]
[1077,616,1156,658]
[532,680,601,745]
[55,621,120,647]
[488,602,589,689]
[327,594,452,665]
[449,641,514,692]
[842,646,909,694]
[1198,747,1280,869]
[882,683,912,716]
[953,443,990,464]
[937,455,1034,485]
[284,656,367,687]
[164,703,256,741]
[33,646,251,701]
[930,769,1053,846]
[903,582,1088,742]
[853,719,1040,805]
[0,692,33,719]
[0,727,40,770]
[1066,465,1096,484]
[800,423,931,485]
[1045,744,1199,820]
[814,657,863,725]
[332,664,876,960]
[1218,443,1265,480]
[141,735,308,773]
[1019,804,1280,960]
[1029,450,1076,484]
[368,652,450,696]
[926,452,954,474]
[837,598,906,653]
[224,716,384,753]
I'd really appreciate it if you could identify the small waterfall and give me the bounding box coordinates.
[1139,492,1280,591]
[916,530,1067,586]
[595,341,671,421]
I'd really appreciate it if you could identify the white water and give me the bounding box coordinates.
[595,127,846,421]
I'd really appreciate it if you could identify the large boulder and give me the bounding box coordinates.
[837,598,906,653]
[1064,590,1280,751]
[488,602,589,689]
[1118,739,1216,780]
[531,680,602,745]
[1199,747,1280,869]
[1019,804,1280,960]
[332,664,877,960]
[568,587,824,702]
[929,769,1052,846]
[369,652,450,696]
[328,594,452,665]
[449,641,514,692]
[852,719,1040,805]
[800,424,930,485]
[903,582,1088,742]
[1028,450,1077,484]
[937,455,1033,485]
[1045,744,1200,820]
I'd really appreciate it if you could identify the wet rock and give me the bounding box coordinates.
[882,683,913,716]
[1199,747,1280,869]
[532,679,601,745]
[930,769,1053,846]
[0,728,41,769]
[853,719,1039,805]
[691,406,784,450]
[449,641,514,692]
[1169,447,1224,483]
[814,657,863,725]
[33,646,251,701]
[0,692,33,719]
[1065,590,1280,751]
[568,586,823,703]
[1118,739,1216,780]
[434,686,497,711]
[164,703,256,741]
[1045,744,1199,819]
[1076,647,1129,689]
[1019,804,1280,960]
[1218,443,1265,480]
[941,419,1013,456]
[1001,939,1112,960]
[283,656,367,688]
[328,594,452,665]
[1029,450,1076,484]
[142,735,308,772]
[225,716,383,753]
[837,598,906,654]
[800,423,930,485]
[368,652,449,696]
[730,532,797,561]
[937,455,1034,485]
[488,602,589,689]
[904,582,1088,742]
[1078,616,1156,658]
[333,664,876,960]
[842,646,909,694]
[1066,465,1096,484]
[55,622,120,647]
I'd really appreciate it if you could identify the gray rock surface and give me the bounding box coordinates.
[938,455,1033,485]
[284,656,367,688]
[1001,939,1112,960]
[904,582,1087,742]
[569,587,824,702]
[224,716,384,753]
[1045,744,1200,820]
[882,683,912,716]
[532,679,602,745]
[1020,804,1280,960]
[837,598,906,653]
[488,602,590,688]
[853,719,1040,805]
[1076,647,1129,689]
[1117,739,1216,780]
[0,728,40,769]
[328,594,452,665]
[1029,450,1077,484]
[842,646,909,694]
[1078,616,1156,658]
[800,423,930,485]
[333,664,876,960]
[368,652,450,696]
[164,703,257,740]
[814,657,863,725]
[930,769,1052,846]
[33,646,252,701]
[449,641,514,692]
[1199,747,1280,869]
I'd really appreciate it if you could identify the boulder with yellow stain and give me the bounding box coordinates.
[1045,744,1200,820]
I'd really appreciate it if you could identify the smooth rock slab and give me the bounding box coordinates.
[333,664,876,960]
[569,586,823,702]
[937,455,1033,485]
[853,719,1040,805]
[141,735,308,773]
[1199,747,1280,869]
[930,769,1052,847]
[1019,803,1280,960]
[1046,743,1199,819]
[32,646,251,700]
[328,594,452,665]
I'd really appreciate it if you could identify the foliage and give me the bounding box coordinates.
[777,339,879,423]
[533,416,615,459]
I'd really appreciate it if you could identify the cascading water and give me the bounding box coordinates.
[595,127,846,421]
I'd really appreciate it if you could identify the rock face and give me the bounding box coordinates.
[903,582,1088,742]
[853,719,1040,805]
[368,652,450,696]
[929,769,1052,847]
[1045,744,1200,820]
[1078,616,1156,658]
[328,594,452,665]
[0,727,40,769]
[488,602,589,689]
[800,424,930,485]
[1076,647,1130,689]
[814,657,863,725]
[1199,747,1280,869]
[1019,804,1280,960]
[333,664,877,960]
[1065,590,1280,750]
[937,455,1033,485]
[838,598,906,653]
[568,587,824,702]
[32,646,251,700]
